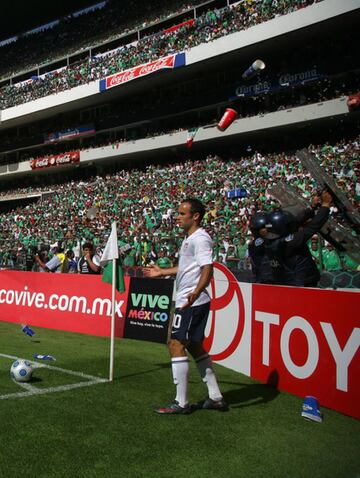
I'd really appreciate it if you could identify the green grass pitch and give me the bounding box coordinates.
[0,321,359,478]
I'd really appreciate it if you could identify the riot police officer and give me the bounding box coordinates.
[248,211,275,284]
[265,191,332,287]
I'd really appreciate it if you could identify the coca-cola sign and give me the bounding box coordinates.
[30,151,80,170]
[100,53,185,92]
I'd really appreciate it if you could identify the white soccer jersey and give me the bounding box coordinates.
[175,228,213,308]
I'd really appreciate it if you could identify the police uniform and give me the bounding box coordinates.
[248,237,275,284]
[267,206,330,287]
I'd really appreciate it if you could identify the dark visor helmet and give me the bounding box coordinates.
[266,210,295,239]
[249,212,268,235]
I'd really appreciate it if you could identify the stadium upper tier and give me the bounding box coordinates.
[0,0,358,130]
[0,0,336,112]
[0,0,199,81]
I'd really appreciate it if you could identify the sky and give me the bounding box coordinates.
[0,0,103,40]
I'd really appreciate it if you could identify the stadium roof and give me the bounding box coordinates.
[0,0,104,41]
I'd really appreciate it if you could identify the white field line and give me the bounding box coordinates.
[0,353,108,400]
[1,353,105,380]
[12,380,40,393]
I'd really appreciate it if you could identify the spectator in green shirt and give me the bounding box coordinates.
[156,249,172,268]
[123,248,137,267]
[225,244,239,269]
[309,235,323,271]
[322,244,342,271]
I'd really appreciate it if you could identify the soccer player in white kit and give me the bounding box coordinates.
[144,198,228,414]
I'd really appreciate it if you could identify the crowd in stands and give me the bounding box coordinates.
[0,0,198,80]
[0,136,359,275]
[0,0,321,110]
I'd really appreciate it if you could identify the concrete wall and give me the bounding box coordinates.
[1,82,99,124]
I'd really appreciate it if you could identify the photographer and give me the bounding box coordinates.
[34,241,68,273]
[26,245,49,272]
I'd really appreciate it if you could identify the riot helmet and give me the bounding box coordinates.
[266,209,295,239]
[249,212,268,236]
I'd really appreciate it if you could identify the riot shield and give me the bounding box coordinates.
[296,148,360,230]
[268,183,360,264]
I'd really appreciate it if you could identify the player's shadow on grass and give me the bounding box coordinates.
[221,369,280,408]
[118,362,170,380]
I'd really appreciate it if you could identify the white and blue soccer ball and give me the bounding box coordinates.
[10,359,33,382]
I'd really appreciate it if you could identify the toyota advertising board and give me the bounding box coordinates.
[205,263,360,419]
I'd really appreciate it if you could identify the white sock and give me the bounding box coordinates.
[171,357,190,408]
[195,353,222,401]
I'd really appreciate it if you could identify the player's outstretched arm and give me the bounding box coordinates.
[143,264,178,278]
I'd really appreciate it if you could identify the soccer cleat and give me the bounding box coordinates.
[155,400,191,415]
[195,397,229,412]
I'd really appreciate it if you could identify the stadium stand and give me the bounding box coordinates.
[0,0,359,287]
[0,0,198,80]
[0,0,322,109]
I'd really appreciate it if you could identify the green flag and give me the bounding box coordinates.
[102,261,125,293]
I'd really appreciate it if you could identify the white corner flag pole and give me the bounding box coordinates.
[100,221,119,382]
[109,256,116,381]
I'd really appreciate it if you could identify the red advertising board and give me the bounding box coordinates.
[251,284,360,419]
[204,263,360,419]
[0,270,129,337]
[30,151,80,170]
[105,55,178,90]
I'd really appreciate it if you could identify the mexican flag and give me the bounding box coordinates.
[186,128,198,149]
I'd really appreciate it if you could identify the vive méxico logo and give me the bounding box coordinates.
[128,293,170,323]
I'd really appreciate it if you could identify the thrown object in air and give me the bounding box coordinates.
[242,59,266,80]
[86,206,99,220]
[217,108,238,131]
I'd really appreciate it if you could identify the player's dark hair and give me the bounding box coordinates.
[182,198,206,222]
[82,242,94,251]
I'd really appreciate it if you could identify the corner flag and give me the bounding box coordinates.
[99,222,125,381]
[101,222,125,292]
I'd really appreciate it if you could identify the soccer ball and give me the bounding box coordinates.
[10,359,33,382]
